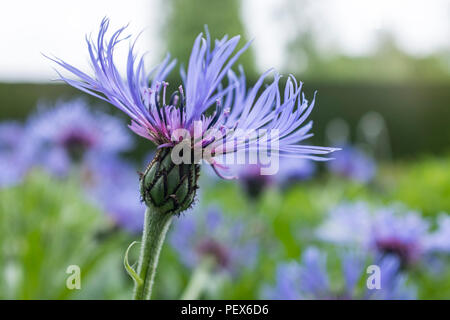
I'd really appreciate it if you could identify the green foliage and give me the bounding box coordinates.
[288,39,450,84]
[0,83,81,120]
[380,156,450,216]
[0,170,133,299]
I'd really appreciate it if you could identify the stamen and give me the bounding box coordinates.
[178,85,186,125]
[146,88,154,112]
[172,95,179,106]
[178,85,186,106]
[162,81,168,106]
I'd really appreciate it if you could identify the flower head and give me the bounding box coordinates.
[25,99,133,176]
[170,206,259,275]
[262,247,416,300]
[275,157,316,187]
[84,157,145,233]
[0,121,29,187]
[317,202,449,267]
[228,157,316,199]
[327,145,376,183]
[235,163,275,199]
[365,254,417,300]
[48,18,337,180]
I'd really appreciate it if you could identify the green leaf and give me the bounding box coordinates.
[124,241,142,286]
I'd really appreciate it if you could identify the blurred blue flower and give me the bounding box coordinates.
[0,108,143,232]
[316,202,373,245]
[364,254,417,300]
[207,157,316,199]
[238,157,316,194]
[24,99,133,177]
[275,157,316,187]
[0,121,30,187]
[262,261,303,300]
[235,164,275,199]
[317,202,450,267]
[169,206,259,275]
[83,157,144,233]
[327,145,376,183]
[48,18,337,179]
[263,247,416,300]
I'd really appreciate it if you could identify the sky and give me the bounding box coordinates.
[0,0,448,82]
[0,0,156,82]
[245,0,450,71]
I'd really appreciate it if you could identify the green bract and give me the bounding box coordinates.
[140,148,200,215]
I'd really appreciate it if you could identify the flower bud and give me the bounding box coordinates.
[140,148,199,215]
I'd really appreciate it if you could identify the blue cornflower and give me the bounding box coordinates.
[0,121,30,187]
[84,157,145,233]
[25,99,133,176]
[275,157,316,186]
[327,145,376,183]
[234,163,275,199]
[229,157,315,199]
[46,18,339,299]
[262,247,416,300]
[317,202,450,267]
[365,254,417,300]
[169,206,259,275]
[47,18,337,179]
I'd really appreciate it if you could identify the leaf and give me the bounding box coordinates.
[123,241,142,286]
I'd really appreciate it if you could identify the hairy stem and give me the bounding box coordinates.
[133,207,173,300]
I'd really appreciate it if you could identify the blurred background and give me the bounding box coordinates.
[0,0,449,299]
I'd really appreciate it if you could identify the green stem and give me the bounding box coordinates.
[180,257,214,300]
[133,207,173,300]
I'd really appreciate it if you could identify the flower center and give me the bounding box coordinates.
[240,165,274,199]
[59,130,96,161]
[196,237,230,269]
[376,237,419,267]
